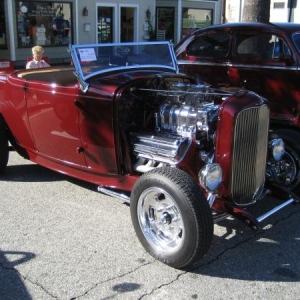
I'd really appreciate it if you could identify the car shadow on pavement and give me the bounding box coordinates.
[2,158,129,209]
[0,163,66,182]
[0,249,35,299]
[194,203,300,282]
[1,161,100,194]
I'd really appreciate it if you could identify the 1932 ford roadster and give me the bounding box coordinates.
[0,42,298,269]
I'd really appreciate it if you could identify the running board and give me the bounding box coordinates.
[97,186,130,204]
[256,198,295,223]
[227,197,297,230]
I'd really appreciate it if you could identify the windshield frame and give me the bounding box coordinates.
[70,41,178,91]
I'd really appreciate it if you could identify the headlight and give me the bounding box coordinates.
[271,138,285,161]
[199,163,222,192]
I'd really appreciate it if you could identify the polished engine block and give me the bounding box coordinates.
[156,83,218,139]
[131,83,223,172]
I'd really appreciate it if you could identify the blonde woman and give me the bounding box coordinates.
[26,46,50,69]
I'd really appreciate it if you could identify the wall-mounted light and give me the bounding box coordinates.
[84,23,91,32]
[83,7,88,17]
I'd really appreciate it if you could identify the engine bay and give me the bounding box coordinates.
[118,74,233,173]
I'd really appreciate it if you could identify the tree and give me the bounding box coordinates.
[242,0,271,22]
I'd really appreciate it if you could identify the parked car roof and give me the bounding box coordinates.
[192,22,300,34]
[197,21,300,30]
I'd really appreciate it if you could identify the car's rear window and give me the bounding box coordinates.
[186,33,230,58]
[292,33,300,52]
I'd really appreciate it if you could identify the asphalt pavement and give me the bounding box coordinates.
[0,151,300,300]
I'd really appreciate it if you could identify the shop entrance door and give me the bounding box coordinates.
[120,7,136,42]
[97,7,113,43]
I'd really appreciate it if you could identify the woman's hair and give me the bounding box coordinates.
[32,46,44,55]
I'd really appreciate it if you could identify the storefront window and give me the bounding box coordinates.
[98,7,113,43]
[16,1,72,48]
[182,8,212,38]
[0,0,7,48]
[156,7,175,42]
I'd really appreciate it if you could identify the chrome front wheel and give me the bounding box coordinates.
[130,167,213,269]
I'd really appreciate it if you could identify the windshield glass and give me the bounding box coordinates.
[292,33,300,52]
[70,42,178,80]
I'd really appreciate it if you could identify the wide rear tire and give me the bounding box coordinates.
[130,167,213,269]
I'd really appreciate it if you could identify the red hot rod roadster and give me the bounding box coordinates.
[0,41,297,269]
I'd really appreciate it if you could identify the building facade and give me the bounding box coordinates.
[224,0,300,23]
[0,0,222,67]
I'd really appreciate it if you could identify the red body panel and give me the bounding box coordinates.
[1,74,36,150]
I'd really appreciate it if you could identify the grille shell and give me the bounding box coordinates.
[229,105,269,205]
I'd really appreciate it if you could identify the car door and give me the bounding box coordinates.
[26,81,87,167]
[177,31,231,86]
[75,87,119,176]
[231,31,300,122]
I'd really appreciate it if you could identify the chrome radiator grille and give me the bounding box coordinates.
[229,105,269,205]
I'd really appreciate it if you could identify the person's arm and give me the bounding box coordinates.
[26,61,34,69]
[42,60,50,67]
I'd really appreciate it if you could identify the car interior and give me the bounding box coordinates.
[16,67,77,86]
